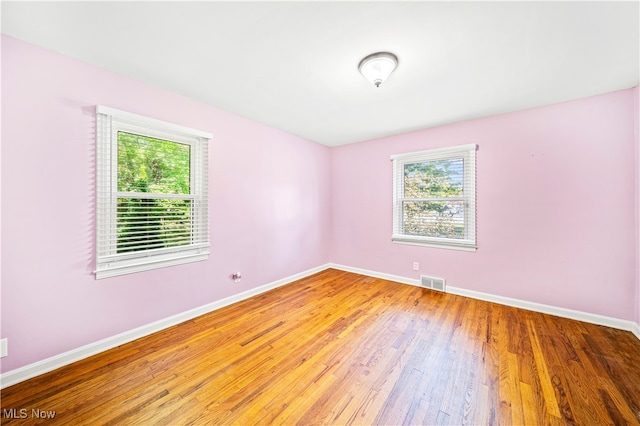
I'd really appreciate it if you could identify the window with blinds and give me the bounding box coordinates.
[96,106,211,279]
[391,144,477,251]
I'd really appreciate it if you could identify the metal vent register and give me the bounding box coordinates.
[420,275,446,292]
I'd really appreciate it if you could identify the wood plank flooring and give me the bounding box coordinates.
[1,269,639,425]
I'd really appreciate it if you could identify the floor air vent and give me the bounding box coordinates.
[420,275,446,292]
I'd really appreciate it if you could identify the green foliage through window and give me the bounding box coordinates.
[118,132,190,194]
[402,159,465,239]
[116,132,193,254]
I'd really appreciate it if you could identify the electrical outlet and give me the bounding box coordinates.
[1,338,7,358]
[412,262,420,271]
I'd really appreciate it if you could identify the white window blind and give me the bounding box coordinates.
[96,106,211,279]
[391,144,477,251]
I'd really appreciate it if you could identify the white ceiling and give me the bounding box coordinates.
[2,1,639,146]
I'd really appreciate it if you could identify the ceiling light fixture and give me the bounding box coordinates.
[358,52,398,88]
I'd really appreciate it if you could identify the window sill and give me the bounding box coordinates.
[391,236,477,252]
[95,252,209,279]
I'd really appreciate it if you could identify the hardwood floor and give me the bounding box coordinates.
[2,269,639,425]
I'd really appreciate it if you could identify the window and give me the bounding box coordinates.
[96,106,211,279]
[391,144,477,251]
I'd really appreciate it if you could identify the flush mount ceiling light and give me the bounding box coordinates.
[358,52,398,88]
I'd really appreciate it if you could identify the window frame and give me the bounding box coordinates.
[95,106,211,279]
[391,143,477,251]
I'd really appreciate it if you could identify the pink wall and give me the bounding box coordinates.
[331,89,637,321]
[0,36,331,373]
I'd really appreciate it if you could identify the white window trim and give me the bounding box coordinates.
[391,143,477,251]
[95,106,212,279]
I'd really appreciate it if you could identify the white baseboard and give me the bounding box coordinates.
[446,285,639,333]
[328,263,640,339]
[0,264,330,389]
[632,322,640,340]
[328,263,419,286]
